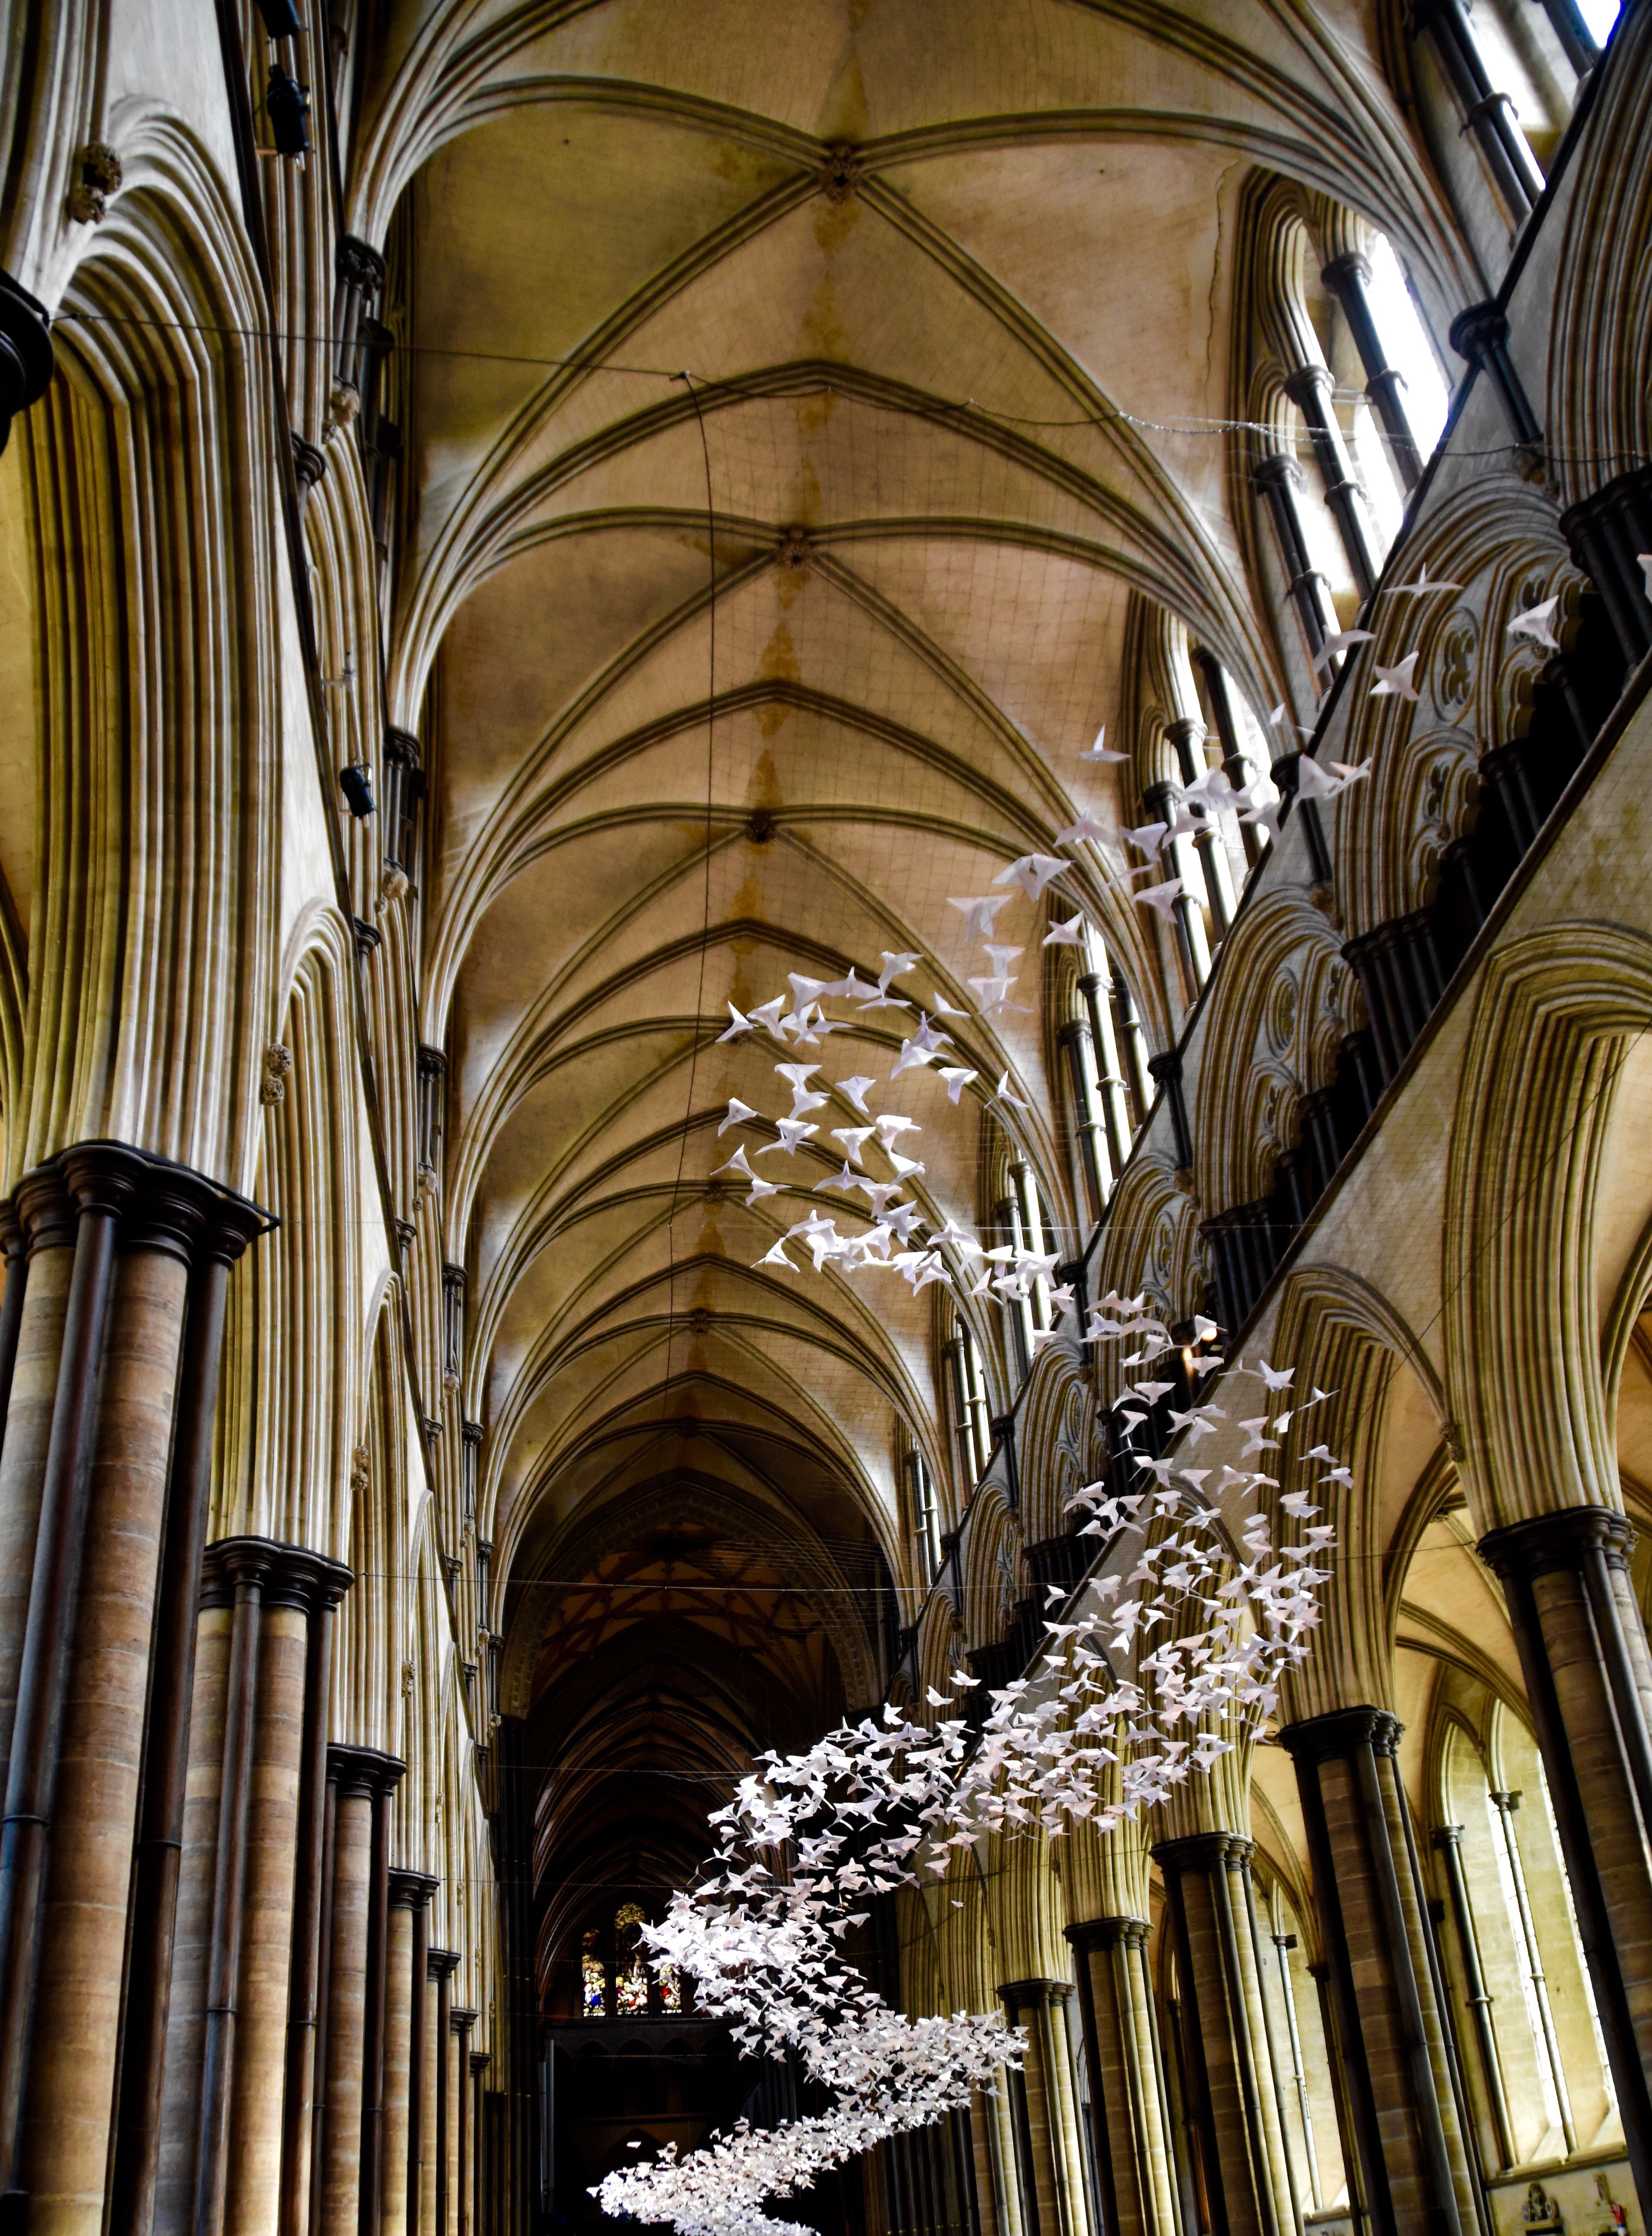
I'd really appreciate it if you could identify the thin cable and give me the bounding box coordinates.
[654,368,720,1427]
[53,307,1650,470]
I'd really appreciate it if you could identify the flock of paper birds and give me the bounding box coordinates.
[599,1290,1343,2236]
[597,551,1633,2236]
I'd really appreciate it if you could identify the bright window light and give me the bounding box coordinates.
[1367,234,1450,461]
[1575,0,1620,43]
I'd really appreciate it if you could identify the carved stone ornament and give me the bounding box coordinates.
[776,524,813,571]
[260,1041,294,1103]
[821,143,864,203]
[68,143,121,224]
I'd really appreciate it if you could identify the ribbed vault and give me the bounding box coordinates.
[359,0,1471,1976]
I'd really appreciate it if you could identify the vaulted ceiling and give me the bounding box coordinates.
[357,0,1464,1933]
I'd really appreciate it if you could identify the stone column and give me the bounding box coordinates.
[1319,255,1423,492]
[227,1549,352,2236]
[0,1145,143,2207]
[407,1896,432,2236]
[1251,456,1336,666]
[18,1172,206,2236]
[1278,1709,1478,2236]
[110,1193,267,2236]
[0,1171,74,1774]
[1066,1920,1178,2236]
[382,1876,434,2236]
[999,1982,1085,2236]
[280,1568,353,2236]
[0,1205,29,1473]
[430,1951,460,2236]
[194,1542,270,2236]
[362,1768,402,2236]
[1151,1834,1295,2236]
[418,1953,442,2236]
[1478,1509,1652,2215]
[318,1747,405,2236]
[443,1983,463,2236]
[468,2055,490,2236]
[453,2014,476,2236]
[1282,364,1379,600]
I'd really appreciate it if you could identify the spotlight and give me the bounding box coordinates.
[339,765,375,818]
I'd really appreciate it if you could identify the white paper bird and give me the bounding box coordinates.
[1389,562,1462,595]
[929,992,969,1018]
[890,1039,940,1079]
[714,1145,761,1182]
[1639,554,1652,601]
[1310,627,1375,672]
[992,1070,1033,1111]
[874,1114,920,1148]
[753,1240,794,1268]
[1080,724,1126,762]
[831,1129,875,1171]
[1369,652,1420,701]
[948,895,1014,940]
[1054,814,1110,846]
[749,994,791,1039]
[936,1066,978,1104]
[1134,878,1185,921]
[717,1001,756,1043]
[836,1076,877,1115]
[1507,595,1560,651]
[1043,915,1087,948]
[1124,821,1168,856]
[753,1119,818,1155]
[992,853,1067,902]
[718,1098,759,1136]
[877,950,920,991]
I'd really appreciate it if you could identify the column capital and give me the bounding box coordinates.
[999,1977,1073,2012]
[201,1535,353,1615]
[1151,1830,1255,1876]
[1282,361,1336,412]
[13,1166,75,1254]
[1431,1824,1466,1851]
[327,1742,406,1800]
[1064,1916,1150,1954]
[1276,1704,1403,1764]
[468,2050,491,2076]
[1251,451,1305,493]
[1478,1503,1635,1581]
[200,1537,278,1605]
[58,1140,148,1220]
[1448,300,1509,367]
[451,2006,478,2035]
[388,1868,440,1911]
[1322,250,1374,294]
[429,1947,461,1982]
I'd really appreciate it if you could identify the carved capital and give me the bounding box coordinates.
[1277,1704,1403,1764]
[1478,1502,1636,1581]
[1152,1830,1255,1877]
[388,1867,440,1911]
[327,1742,406,1800]
[14,1166,75,1255]
[1064,1916,1151,1954]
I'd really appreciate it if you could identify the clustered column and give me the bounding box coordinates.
[998,1981,1087,2236]
[1278,1709,1480,2236]
[1150,1834,1298,2236]
[1478,1510,1652,2210]
[1066,1918,1178,2236]
[0,1147,268,2236]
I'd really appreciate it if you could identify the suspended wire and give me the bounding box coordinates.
[53,307,1647,468]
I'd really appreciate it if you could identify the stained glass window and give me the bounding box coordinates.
[581,1929,607,2017]
[657,1960,681,2014]
[614,1902,649,2015]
